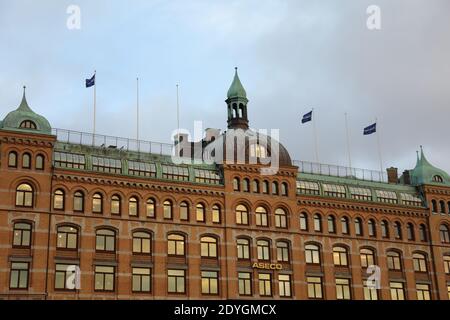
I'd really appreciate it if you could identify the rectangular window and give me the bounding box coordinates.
[376,190,398,204]
[447,285,450,300]
[132,267,151,293]
[363,282,378,300]
[416,284,431,300]
[322,184,346,198]
[94,266,115,291]
[444,257,450,274]
[296,181,320,195]
[195,169,221,184]
[162,165,189,181]
[389,281,405,300]
[10,262,29,289]
[258,273,272,297]
[55,264,78,290]
[238,272,252,296]
[335,278,351,300]
[278,274,291,297]
[128,161,156,177]
[349,187,372,201]
[54,151,86,169]
[168,269,185,293]
[92,156,122,174]
[201,271,219,295]
[307,276,323,299]
[401,193,422,206]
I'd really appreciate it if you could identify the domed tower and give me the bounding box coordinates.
[226,68,249,130]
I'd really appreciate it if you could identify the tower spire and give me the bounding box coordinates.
[18,85,32,112]
[226,68,249,129]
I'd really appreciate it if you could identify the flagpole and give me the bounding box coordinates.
[344,112,352,168]
[176,84,180,144]
[136,77,140,142]
[312,108,319,163]
[376,118,383,174]
[93,70,96,145]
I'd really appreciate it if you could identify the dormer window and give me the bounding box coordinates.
[250,144,267,158]
[19,120,37,129]
[433,175,443,183]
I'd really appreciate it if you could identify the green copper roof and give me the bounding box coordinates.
[409,146,450,186]
[227,68,247,99]
[1,87,52,135]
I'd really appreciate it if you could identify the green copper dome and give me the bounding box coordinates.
[227,67,247,99]
[1,87,52,135]
[410,146,450,186]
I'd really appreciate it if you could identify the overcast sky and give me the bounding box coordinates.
[0,0,449,174]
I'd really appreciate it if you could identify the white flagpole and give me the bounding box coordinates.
[376,118,383,174]
[176,84,180,143]
[136,77,140,142]
[345,112,352,168]
[312,108,319,163]
[93,70,96,145]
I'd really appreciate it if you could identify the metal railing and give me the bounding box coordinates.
[293,160,389,183]
[52,128,174,156]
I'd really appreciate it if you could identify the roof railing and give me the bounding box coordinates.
[293,159,389,183]
[52,128,174,156]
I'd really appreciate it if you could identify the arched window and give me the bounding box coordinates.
[252,180,260,193]
[19,120,37,129]
[272,181,279,195]
[180,201,189,220]
[196,203,205,222]
[163,200,173,219]
[300,212,308,231]
[57,225,78,249]
[368,219,376,237]
[201,236,218,258]
[35,154,44,170]
[381,220,389,238]
[431,200,438,213]
[22,153,31,169]
[328,215,336,233]
[13,222,32,247]
[129,197,138,216]
[262,180,269,194]
[15,183,33,207]
[8,151,17,168]
[275,208,287,228]
[168,234,185,256]
[53,189,65,210]
[237,238,250,259]
[412,253,427,272]
[242,178,250,192]
[233,178,240,191]
[419,224,427,242]
[360,248,375,268]
[257,239,270,260]
[132,231,151,254]
[92,193,103,213]
[305,244,320,264]
[433,175,443,183]
[440,225,450,243]
[387,251,402,271]
[440,200,446,214]
[236,204,249,225]
[146,198,155,218]
[111,195,121,215]
[281,182,288,196]
[355,218,363,236]
[313,214,322,232]
[276,241,290,262]
[73,191,84,212]
[333,246,348,266]
[407,223,415,241]
[394,222,402,240]
[96,229,116,252]
[341,217,349,235]
[255,206,268,227]
[212,204,221,223]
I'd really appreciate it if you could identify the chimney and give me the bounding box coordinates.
[386,167,398,184]
[403,170,411,185]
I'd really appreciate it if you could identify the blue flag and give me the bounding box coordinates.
[301,110,313,123]
[85,74,95,88]
[363,123,376,135]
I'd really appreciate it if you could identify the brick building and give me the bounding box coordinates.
[0,70,449,300]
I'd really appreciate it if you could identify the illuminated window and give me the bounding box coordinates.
[237,238,250,260]
[167,269,185,293]
[9,262,29,289]
[132,231,151,254]
[413,253,427,272]
[73,191,84,212]
[238,272,252,296]
[281,182,288,196]
[12,222,32,248]
[94,266,115,291]
[53,189,64,210]
[307,277,323,299]
[276,241,289,262]
[249,144,267,158]
[132,268,151,293]
[201,236,217,258]
[257,240,270,260]
[243,178,250,192]
[360,248,375,268]
[335,278,351,300]
[111,195,121,215]
[313,214,322,232]
[95,229,115,252]
[236,205,249,225]
[258,273,272,297]
[129,197,138,216]
[168,234,185,256]
[163,200,173,219]
[262,180,269,194]
[333,246,348,266]
[8,151,17,168]
[275,208,287,228]
[278,274,291,297]
[180,201,189,220]
[390,282,405,300]
[443,255,450,274]
[92,193,103,213]
[146,198,155,218]
[387,251,402,271]
[272,181,279,195]
[233,178,240,191]
[201,271,218,295]
[255,207,268,227]
[196,203,205,222]
[305,244,320,264]
[15,183,33,207]
[416,284,431,300]
[57,226,78,250]
[55,263,78,290]
[363,282,378,300]
[252,180,260,193]
[35,154,44,170]
[212,205,221,223]
[22,153,31,169]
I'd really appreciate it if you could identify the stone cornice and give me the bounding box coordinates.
[1,135,55,148]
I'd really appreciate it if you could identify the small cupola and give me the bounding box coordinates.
[226,68,249,130]
[1,86,52,135]
[409,146,450,186]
